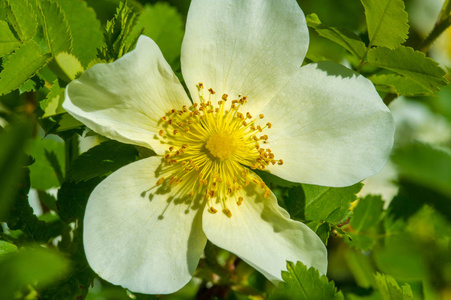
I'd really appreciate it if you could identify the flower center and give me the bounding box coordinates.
[155,83,283,217]
[205,131,237,160]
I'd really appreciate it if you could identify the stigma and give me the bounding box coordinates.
[155,83,283,217]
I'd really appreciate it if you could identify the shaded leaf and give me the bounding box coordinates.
[0,40,51,96]
[361,0,409,48]
[303,183,362,224]
[66,140,138,183]
[40,79,65,118]
[367,46,448,93]
[306,13,366,59]
[270,261,343,300]
[351,195,384,232]
[0,247,70,299]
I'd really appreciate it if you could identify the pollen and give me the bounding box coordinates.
[155,85,283,217]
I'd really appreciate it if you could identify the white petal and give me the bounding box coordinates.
[64,35,191,154]
[181,0,309,112]
[83,156,207,294]
[202,173,327,281]
[261,61,395,187]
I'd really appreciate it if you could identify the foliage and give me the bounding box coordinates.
[0,0,450,299]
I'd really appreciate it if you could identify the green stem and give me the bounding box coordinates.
[420,14,451,52]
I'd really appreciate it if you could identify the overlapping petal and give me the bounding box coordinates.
[181,0,309,112]
[202,172,327,282]
[64,36,191,154]
[260,61,395,187]
[83,156,207,294]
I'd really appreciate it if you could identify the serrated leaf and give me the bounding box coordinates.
[374,273,414,300]
[134,3,184,65]
[392,142,451,198]
[369,73,433,96]
[0,20,20,56]
[52,51,83,82]
[303,183,362,224]
[306,13,366,59]
[361,0,409,48]
[98,1,139,61]
[0,40,51,96]
[367,46,448,93]
[351,195,384,232]
[41,79,65,118]
[5,0,37,41]
[56,0,103,66]
[18,75,45,94]
[38,0,72,55]
[270,261,344,300]
[66,140,138,183]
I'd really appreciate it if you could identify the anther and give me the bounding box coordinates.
[198,83,204,89]
[237,197,244,205]
[259,114,264,119]
[278,159,284,165]
[223,208,232,218]
[222,94,228,101]
[156,177,165,185]
[209,207,218,214]
[159,130,164,137]
[267,122,272,128]
[208,88,215,94]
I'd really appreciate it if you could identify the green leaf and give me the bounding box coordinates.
[369,74,433,96]
[51,51,84,82]
[28,136,65,190]
[374,273,414,300]
[66,140,138,183]
[40,79,65,118]
[367,46,448,93]
[0,120,31,219]
[346,233,376,251]
[306,13,366,59]
[0,20,20,56]
[5,0,37,41]
[0,247,70,299]
[0,40,51,96]
[344,250,376,289]
[18,75,45,94]
[351,195,384,232]
[56,0,103,66]
[134,3,184,65]
[0,241,18,255]
[361,0,409,48]
[37,0,72,55]
[270,261,344,300]
[97,1,139,61]
[392,142,451,198]
[303,183,362,224]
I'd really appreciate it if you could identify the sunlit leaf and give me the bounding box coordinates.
[374,273,414,300]
[361,0,409,48]
[0,40,51,96]
[367,46,448,93]
[5,0,37,41]
[351,195,384,232]
[0,20,20,57]
[270,261,344,300]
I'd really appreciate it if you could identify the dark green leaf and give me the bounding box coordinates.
[18,75,45,94]
[66,140,139,183]
[0,240,18,255]
[0,40,51,96]
[392,142,451,198]
[351,195,384,232]
[270,261,343,300]
[57,0,103,66]
[303,183,362,224]
[0,120,31,219]
[367,46,448,93]
[306,13,366,59]
[361,0,409,48]
[37,0,72,55]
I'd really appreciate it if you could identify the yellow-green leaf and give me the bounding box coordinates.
[5,0,37,41]
[0,20,20,57]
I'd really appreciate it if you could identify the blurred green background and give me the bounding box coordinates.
[1,0,450,299]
